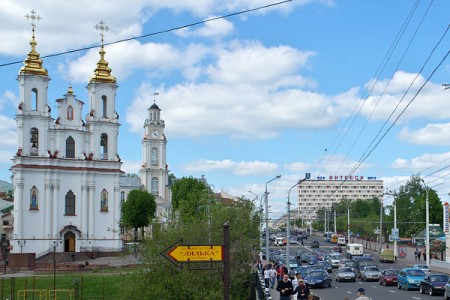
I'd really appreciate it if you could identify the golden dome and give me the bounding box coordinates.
[90,39,116,84]
[19,28,48,76]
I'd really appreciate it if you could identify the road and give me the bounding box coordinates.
[265,236,448,300]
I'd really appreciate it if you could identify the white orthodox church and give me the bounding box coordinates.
[10,23,170,256]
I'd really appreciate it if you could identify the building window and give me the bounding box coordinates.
[151,177,159,196]
[66,136,75,158]
[32,88,38,111]
[101,189,108,211]
[100,133,108,159]
[65,190,76,215]
[151,147,158,165]
[67,105,74,120]
[30,186,38,210]
[102,95,107,118]
[30,127,39,156]
[121,191,125,202]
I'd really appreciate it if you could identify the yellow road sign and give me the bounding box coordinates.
[168,245,223,262]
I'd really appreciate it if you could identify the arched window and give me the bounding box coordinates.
[100,133,108,160]
[120,191,125,202]
[30,127,39,156]
[66,136,75,158]
[151,147,158,165]
[67,105,74,120]
[101,189,108,211]
[65,190,76,215]
[151,177,159,196]
[31,88,38,111]
[102,95,107,118]
[30,186,38,210]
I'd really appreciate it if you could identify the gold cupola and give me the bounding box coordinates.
[19,28,48,76]
[90,38,116,84]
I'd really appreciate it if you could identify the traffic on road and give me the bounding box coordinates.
[259,232,450,300]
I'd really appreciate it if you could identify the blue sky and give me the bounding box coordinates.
[1,0,450,218]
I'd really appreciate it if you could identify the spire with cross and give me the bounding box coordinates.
[90,20,115,83]
[95,20,109,46]
[20,9,47,75]
[25,9,42,29]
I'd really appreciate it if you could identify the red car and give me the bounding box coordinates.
[379,269,398,286]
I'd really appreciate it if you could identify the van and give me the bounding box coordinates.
[346,243,363,259]
[337,236,346,246]
[331,234,338,244]
[380,248,395,263]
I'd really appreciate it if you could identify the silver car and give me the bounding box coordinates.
[335,267,356,282]
[361,266,381,282]
[330,254,342,268]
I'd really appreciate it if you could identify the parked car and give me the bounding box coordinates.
[379,269,398,286]
[335,267,356,282]
[413,264,430,275]
[361,266,381,282]
[316,261,332,273]
[304,270,332,288]
[419,273,449,296]
[310,240,320,248]
[397,267,426,290]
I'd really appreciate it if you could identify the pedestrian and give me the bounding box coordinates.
[355,287,372,300]
[301,239,304,247]
[256,261,263,272]
[423,251,426,261]
[417,250,421,261]
[276,273,293,300]
[292,272,302,291]
[414,247,418,261]
[269,265,277,288]
[264,266,270,288]
[293,279,310,299]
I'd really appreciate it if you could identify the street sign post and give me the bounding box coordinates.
[168,245,223,262]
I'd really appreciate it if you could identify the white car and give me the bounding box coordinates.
[413,264,430,274]
[330,254,342,268]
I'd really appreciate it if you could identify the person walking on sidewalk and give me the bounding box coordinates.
[417,250,421,261]
[414,247,418,261]
[276,273,293,300]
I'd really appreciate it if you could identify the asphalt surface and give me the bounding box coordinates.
[264,236,449,300]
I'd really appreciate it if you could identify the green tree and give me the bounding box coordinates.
[121,189,156,240]
[171,177,212,222]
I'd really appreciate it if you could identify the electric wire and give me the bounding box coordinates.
[0,0,293,68]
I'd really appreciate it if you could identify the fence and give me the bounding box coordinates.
[0,274,123,300]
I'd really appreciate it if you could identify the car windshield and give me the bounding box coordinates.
[430,275,449,282]
[308,271,324,277]
[416,265,428,269]
[340,268,352,273]
[331,255,342,260]
[365,267,379,272]
[407,270,425,276]
[317,261,330,266]
[384,270,398,276]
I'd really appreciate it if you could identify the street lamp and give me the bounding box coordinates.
[52,240,57,290]
[264,175,281,265]
[379,198,383,252]
[18,240,26,253]
[385,189,397,258]
[420,180,443,267]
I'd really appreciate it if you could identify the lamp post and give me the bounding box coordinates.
[264,175,281,265]
[379,198,383,252]
[18,240,26,253]
[384,189,398,258]
[52,240,57,290]
[286,173,310,269]
[420,180,443,267]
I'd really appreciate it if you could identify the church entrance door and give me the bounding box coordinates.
[64,231,76,252]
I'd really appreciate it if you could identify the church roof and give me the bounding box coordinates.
[19,28,48,76]
[120,175,142,188]
[89,39,116,84]
[150,102,160,110]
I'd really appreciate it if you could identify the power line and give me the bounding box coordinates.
[0,0,293,68]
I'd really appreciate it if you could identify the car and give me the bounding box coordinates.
[335,267,356,282]
[354,257,375,279]
[445,280,450,300]
[338,258,353,269]
[397,267,426,290]
[379,269,398,286]
[329,254,342,268]
[413,264,430,275]
[332,246,342,253]
[309,240,320,248]
[304,270,332,288]
[295,266,311,278]
[419,273,449,296]
[361,265,381,282]
[379,248,395,263]
[308,255,319,265]
[316,261,332,273]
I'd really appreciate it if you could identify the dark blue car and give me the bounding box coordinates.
[420,273,449,296]
[304,270,332,288]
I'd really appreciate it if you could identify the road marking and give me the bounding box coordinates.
[411,297,421,300]
[387,289,396,293]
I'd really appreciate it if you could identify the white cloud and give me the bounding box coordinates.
[176,17,234,39]
[399,123,450,146]
[183,159,278,176]
[0,115,17,148]
[390,151,450,172]
[284,162,311,172]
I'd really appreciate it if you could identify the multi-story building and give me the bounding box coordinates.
[297,175,384,223]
